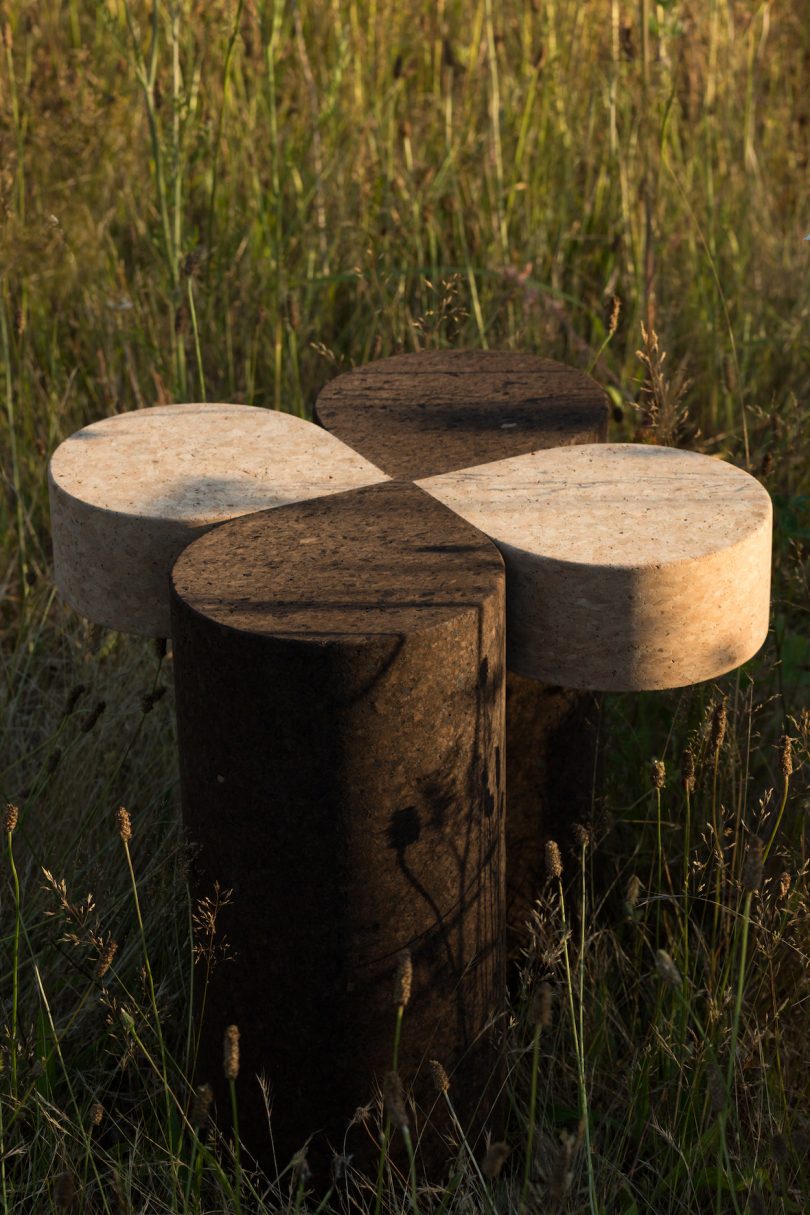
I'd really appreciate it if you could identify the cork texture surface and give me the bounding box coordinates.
[48,402,388,636]
[419,443,773,690]
[314,349,609,479]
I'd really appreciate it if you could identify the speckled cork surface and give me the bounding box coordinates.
[171,481,506,1174]
[48,403,388,636]
[419,444,773,690]
[314,349,609,479]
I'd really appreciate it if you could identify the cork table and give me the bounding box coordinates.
[171,481,505,1177]
[47,357,773,1178]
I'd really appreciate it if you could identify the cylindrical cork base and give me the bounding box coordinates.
[170,481,506,1180]
[313,351,609,948]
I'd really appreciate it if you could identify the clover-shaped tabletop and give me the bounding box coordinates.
[48,354,772,691]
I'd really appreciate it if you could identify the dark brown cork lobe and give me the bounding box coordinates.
[313,349,608,480]
[314,351,608,950]
[170,480,506,1178]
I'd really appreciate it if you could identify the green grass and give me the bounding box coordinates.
[1,1,809,1211]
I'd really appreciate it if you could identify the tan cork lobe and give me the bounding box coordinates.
[418,443,773,690]
[48,403,388,637]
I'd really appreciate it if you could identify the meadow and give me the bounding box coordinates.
[1,0,809,1211]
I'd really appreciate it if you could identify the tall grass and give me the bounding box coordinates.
[1,1,808,1211]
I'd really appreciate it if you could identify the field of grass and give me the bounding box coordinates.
[1,0,809,1211]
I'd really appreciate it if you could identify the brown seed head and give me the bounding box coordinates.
[64,684,86,715]
[115,806,132,844]
[429,1059,450,1094]
[545,839,563,881]
[608,294,621,337]
[778,871,791,899]
[90,1101,104,1127]
[780,735,793,779]
[651,759,666,789]
[742,836,764,893]
[4,803,19,834]
[681,748,696,794]
[141,686,167,715]
[223,1024,240,1081]
[95,939,118,980]
[710,696,728,756]
[393,950,413,1008]
[190,1082,214,1130]
[572,822,591,849]
[383,1070,408,1130]
[655,949,682,988]
[531,981,554,1030]
[626,874,642,909]
[82,700,106,733]
[53,1170,76,1213]
[481,1140,510,1179]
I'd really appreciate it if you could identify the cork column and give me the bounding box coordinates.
[314,351,608,946]
[170,481,506,1177]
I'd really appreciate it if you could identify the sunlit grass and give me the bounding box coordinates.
[1,1,809,1211]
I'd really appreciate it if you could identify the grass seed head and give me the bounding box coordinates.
[608,294,621,336]
[655,949,682,988]
[115,806,132,843]
[780,734,793,778]
[429,1059,450,1094]
[82,700,106,733]
[53,1170,77,1213]
[190,1082,214,1130]
[710,696,728,756]
[4,802,19,834]
[651,758,666,789]
[481,1140,510,1179]
[572,822,591,849]
[545,839,563,881]
[383,1070,408,1130]
[223,1024,240,1081]
[626,874,642,909]
[531,981,554,1029]
[95,939,118,980]
[90,1101,104,1127]
[64,684,86,715]
[742,837,765,893]
[393,949,413,1008]
[681,747,696,794]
